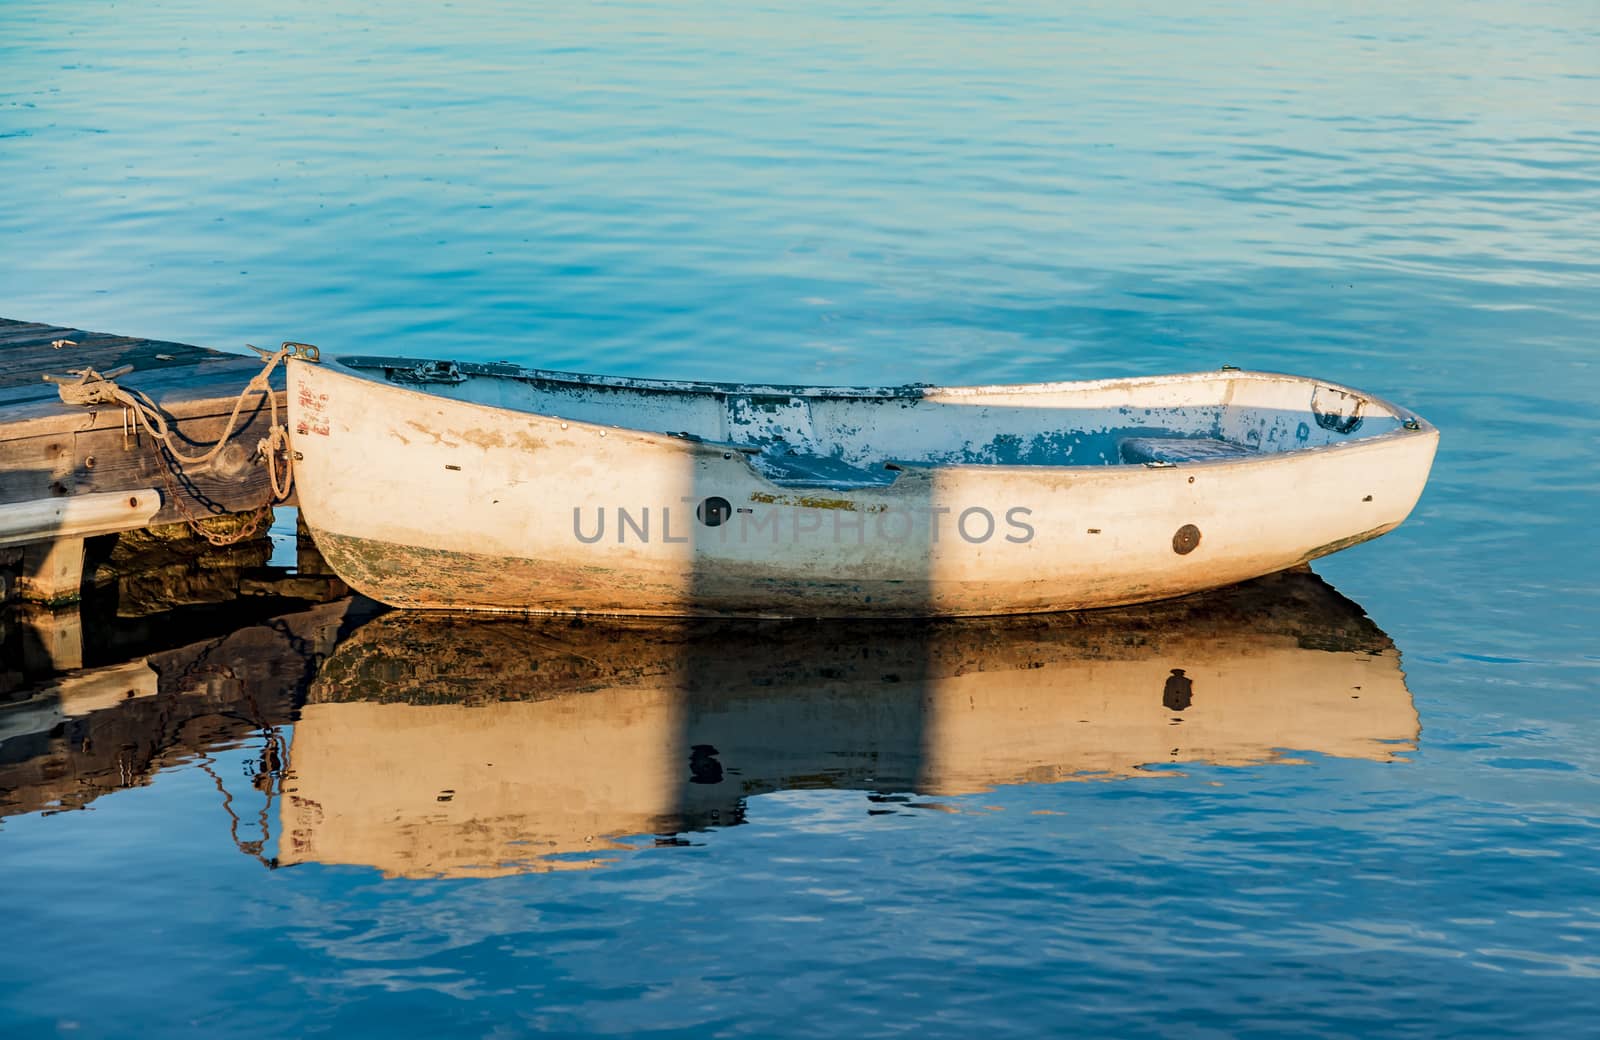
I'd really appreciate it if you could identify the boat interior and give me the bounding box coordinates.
[340,356,1413,490]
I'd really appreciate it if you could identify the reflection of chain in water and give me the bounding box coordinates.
[160,609,325,698]
[262,616,328,696]
[157,612,324,756]
[167,614,331,870]
[213,674,297,870]
[198,741,282,870]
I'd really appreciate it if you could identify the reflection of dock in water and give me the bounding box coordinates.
[0,600,353,820]
[281,569,1417,877]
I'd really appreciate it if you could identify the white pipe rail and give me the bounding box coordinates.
[0,489,161,548]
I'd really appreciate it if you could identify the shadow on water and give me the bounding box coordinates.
[0,567,1417,877]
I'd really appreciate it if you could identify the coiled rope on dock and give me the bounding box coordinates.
[44,344,305,546]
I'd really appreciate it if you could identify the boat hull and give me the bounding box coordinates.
[288,360,1438,616]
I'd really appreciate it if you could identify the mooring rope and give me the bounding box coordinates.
[44,344,302,546]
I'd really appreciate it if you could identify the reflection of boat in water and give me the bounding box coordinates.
[281,568,1417,877]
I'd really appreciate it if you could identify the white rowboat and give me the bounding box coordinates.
[287,356,1437,616]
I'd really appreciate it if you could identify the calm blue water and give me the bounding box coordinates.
[3,1,1599,1036]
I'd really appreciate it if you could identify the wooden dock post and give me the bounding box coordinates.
[19,538,86,605]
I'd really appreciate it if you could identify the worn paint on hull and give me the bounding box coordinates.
[289,358,1438,617]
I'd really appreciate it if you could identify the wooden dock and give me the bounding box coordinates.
[0,317,294,603]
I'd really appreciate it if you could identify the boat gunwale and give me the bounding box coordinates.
[336,353,1423,411]
[297,359,1437,482]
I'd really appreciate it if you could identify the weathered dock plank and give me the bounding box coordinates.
[0,325,231,390]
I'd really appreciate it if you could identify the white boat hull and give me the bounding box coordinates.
[288,359,1437,616]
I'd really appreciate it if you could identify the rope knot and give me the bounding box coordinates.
[43,364,135,407]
